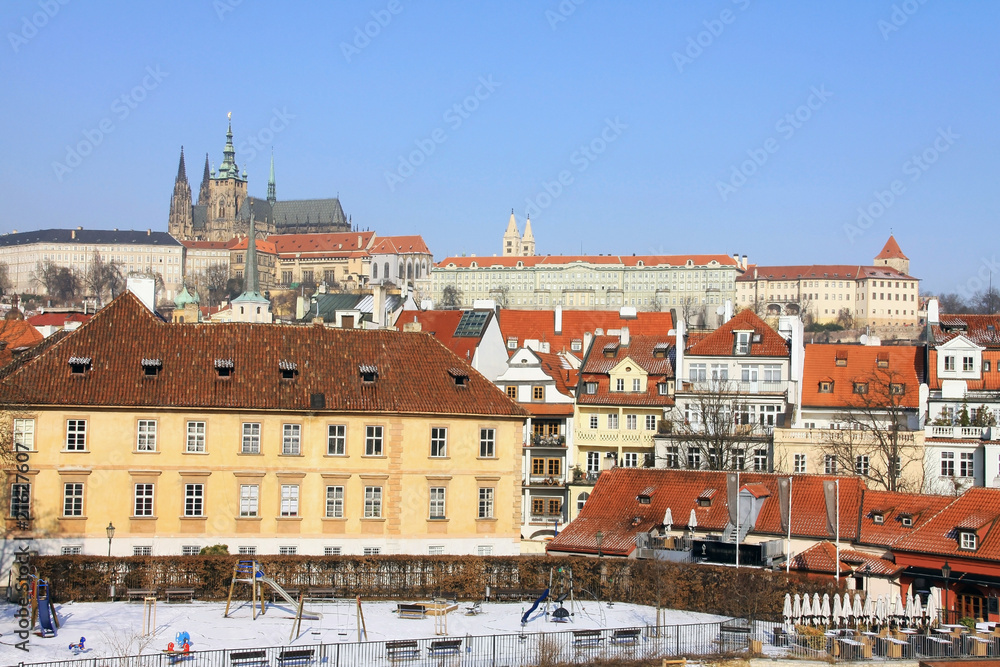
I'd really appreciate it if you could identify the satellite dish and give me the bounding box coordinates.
[716,306,725,316]
[859,334,868,345]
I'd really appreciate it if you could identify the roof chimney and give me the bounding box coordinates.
[928,298,940,325]
[554,304,563,335]
[742,255,747,269]
[620,326,630,347]
[70,229,75,239]
[147,229,151,235]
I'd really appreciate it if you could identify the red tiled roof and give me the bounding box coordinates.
[437,255,739,269]
[800,344,923,409]
[27,313,92,327]
[892,488,1000,563]
[271,232,375,256]
[875,235,908,261]
[370,235,430,255]
[0,293,527,419]
[736,265,915,281]
[181,240,230,249]
[0,319,45,367]
[578,334,675,407]
[499,310,674,355]
[790,542,903,577]
[227,237,277,254]
[686,310,789,357]
[521,403,574,416]
[857,490,952,548]
[534,350,578,397]
[393,310,490,362]
[932,314,1000,348]
[927,349,1000,391]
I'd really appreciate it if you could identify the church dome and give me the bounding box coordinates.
[174,286,201,308]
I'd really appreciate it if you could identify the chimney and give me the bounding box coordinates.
[742,255,748,269]
[372,283,386,327]
[620,326,630,347]
[358,235,362,248]
[724,299,733,323]
[147,229,151,235]
[928,298,940,325]
[71,229,75,239]
[583,331,594,356]
[554,304,563,335]
[403,321,422,332]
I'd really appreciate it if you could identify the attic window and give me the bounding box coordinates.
[958,530,978,551]
[734,332,751,355]
[889,383,905,395]
[603,342,619,357]
[359,364,379,382]
[637,494,651,505]
[585,382,597,395]
[819,381,834,393]
[279,360,298,380]
[697,488,716,507]
[877,353,889,369]
[853,382,868,395]
[571,339,582,352]
[214,359,234,378]
[653,342,670,359]
[872,512,884,525]
[900,514,913,528]
[141,358,162,377]
[68,356,92,375]
[752,333,762,343]
[507,337,518,350]
[448,368,469,387]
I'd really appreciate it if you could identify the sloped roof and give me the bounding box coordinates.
[0,319,45,367]
[499,309,674,355]
[534,350,578,398]
[892,488,1000,563]
[686,310,789,357]
[791,542,903,577]
[227,237,277,254]
[857,489,953,548]
[932,314,1000,348]
[271,198,348,230]
[577,334,675,407]
[272,231,375,256]
[370,235,430,255]
[875,235,908,261]
[181,240,230,250]
[737,265,915,281]
[0,229,181,247]
[437,255,739,269]
[393,309,493,363]
[0,292,526,419]
[927,349,1000,390]
[800,344,923,409]
[26,313,92,327]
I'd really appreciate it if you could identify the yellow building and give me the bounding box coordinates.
[2,292,527,561]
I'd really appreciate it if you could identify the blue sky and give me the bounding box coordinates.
[1,1,997,293]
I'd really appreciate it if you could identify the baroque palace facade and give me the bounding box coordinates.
[2,292,526,559]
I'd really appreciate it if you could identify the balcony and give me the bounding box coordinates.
[570,470,602,486]
[529,433,566,447]
[529,513,565,525]
[679,380,788,395]
[926,425,988,440]
[524,475,565,487]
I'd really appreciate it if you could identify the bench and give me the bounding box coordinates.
[573,629,604,647]
[611,628,642,645]
[230,650,268,666]
[127,588,156,601]
[432,590,458,602]
[276,649,313,666]
[165,588,196,602]
[385,640,419,660]
[396,603,426,619]
[306,587,338,599]
[428,639,462,656]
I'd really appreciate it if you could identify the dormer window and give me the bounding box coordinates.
[448,368,469,387]
[697,488,715,507]
[68,356,92,375]
[359,364,378,383]
[657,382,669,395]
[959,530,978,550]
[603,342,619,358]
[872,511,884,525]
[877,353,889,369]
[279,360,298,380]
[900,514,913,528]
[819,381,834,393]
[571,339,582,352]
[141,358,162,377]
[835,351,848,366]
[734,332,751,355]
[637,494,651,505]
[507,337,518,350]
[853,382,868,395]
[889,383,905,395]
[585,382,597,395]
[215,358,234,378]
[653,342,670,359]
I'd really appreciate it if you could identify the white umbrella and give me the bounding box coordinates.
[821,593,831,626]
[813,592,822,621]
[802,593,813,623]
[905,589,915,625]
[876,596,888,624]
[663,507,673,531]
[783,593,793,628]
[688,508,698,529]
[793,593,802,625]
[833,594,842,627]
[863,595,874,623]
[911,594,923,625]
[925,589,938,625]
[892,594,905,620]
[839,593,852,626]
[852,593,864,625]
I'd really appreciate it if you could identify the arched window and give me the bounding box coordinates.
[372,263,378,280]
[407,261,413,280]
[577,492,590,512]
[256,307,261,315]
[240,306,244,314]
[384,262,389,279]
[398,262,404,278]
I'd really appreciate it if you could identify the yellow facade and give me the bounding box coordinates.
[11,407,523,557]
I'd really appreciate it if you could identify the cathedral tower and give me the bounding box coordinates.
[874,235,910,275]
[168,147,193,239]
[520,215,535,257]
[502,209,521,257]
[205,114,248,241]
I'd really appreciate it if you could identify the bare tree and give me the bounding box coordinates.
[31,260,80,302]
[440,284,462,310]
[836,308,855,330]
[0,262,11,298]
[83,250,124,305]
[489,285,510,308]
[821,366,922,492]
[193,263,230,305]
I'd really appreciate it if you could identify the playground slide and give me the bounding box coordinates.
[257,575,320,620]
[36,596,56,637]
[520,588,549,625]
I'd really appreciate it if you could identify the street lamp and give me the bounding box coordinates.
[941,561,951,625]
[106,521,115,557]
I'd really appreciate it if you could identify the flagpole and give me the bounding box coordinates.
[735,471,740,570]
[835,479,840,582]
[786,475,792,574]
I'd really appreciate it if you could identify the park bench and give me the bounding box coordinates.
[611,628,642,645]
[396,603,426,619]
[126,588,156,601]
[432,590,459,602]
[573,629,604,647]
[385,640,420,660]
[276,649,313,666]
[165,588,196,602]
[230,650,269,667]
[306,587,338,599]
[427,639,462,656]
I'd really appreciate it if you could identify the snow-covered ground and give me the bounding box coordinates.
[1,598,726,665]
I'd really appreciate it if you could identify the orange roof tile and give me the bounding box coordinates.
[686,310,789,357]
[0,293,527,419]
[498,309,674,355]
[737,265,915,281]
[927,349,1000,391]
[875,235,908,261]
[370,235,430,255]
[578,334,675,407]
[393,310,491,363]
[790,542,903,577]
[857,490,952,547]
[801,344,923,409]
[0,319,45,367]
[892,487,1000,563]
[227,237,277,254]
[181,240,230,249]
[271,231,375,256]
[437,255,739,269]
[932,314,1000,348]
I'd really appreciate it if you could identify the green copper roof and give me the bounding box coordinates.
[214,116,245,182]
[174,285,200,308]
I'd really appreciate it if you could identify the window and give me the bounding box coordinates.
[181,545,200,556]
[733,449,746,470]
[429,487,446,519]
[615,378,625,392]
[658,382,669,395]
[689,363,707,382]
[63,483,84,516]
[327,424,346,455]
[589,415,598,429]
[645,415,657,430]
[856,455,870,476]
[941,451,955,476]
[735,331,751,354]
[240,485,259,517]
[584,382,597,395]
[364,486,382,518]
[428,545,445,555]
[136,420,157,451]
[324,546,342,556]
[61,546,83,555]
[10,483,29,519]
[14,418,35,450]
[506,385,517,399]
[586,451,600,473]
[687,449,701,469]
[478,488,494,519]
[963,356,974,372]
[186,421,206,452]
[889,383,905,395]
[819,381,833,393]
[279,546,297,555]
[430,427,448,457]
[824,455,838,475]
[945,356,955,371]
[753,449,768,472]
[363,546,382,556]
[325,486,344,518]
[960,531,978,550]
[607,413,619,430]
[853,382,868,395]
[960,452,975,478]
[577,492,590,512]
[238,546,257,556]
[184,484,204,517]
[763,365,781,382]
[622,452,639,467]
[710,364,728,381]
[241,422,261,454]
[626,414,637,430]
[532,386,544,400]
[632,378,642,392]
[282,424,301,455]
[134,484,154,516]
[133,546,152,556]
[476,545,493,556]
[479,428,495,458]
[280,485,299,517]
[66,419,87,450]
[365,425,383,456]
[984,360,992,372]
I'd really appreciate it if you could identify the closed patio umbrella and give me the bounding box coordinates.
[821,593,831,626]
[802,593,813,623]
[852,593,864,626]
[905,590,915,625]
[925,590,938,625]
[784,593,793,629]
[793,593,802,625]
[876,596,888,625]
[813,592,822,621]
[863,595,874,624]
[688,508,698,529]
[892,594,905,621]
[911,594,923,624]
[833,594,842,627]
[839,593,851,626]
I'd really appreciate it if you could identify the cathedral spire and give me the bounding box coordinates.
[176,146,188,183]
[216,112,243,181]
[267,150,276,204]
[197,153,211,206]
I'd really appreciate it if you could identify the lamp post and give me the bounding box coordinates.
[106,521,116,601]
[941,561,951,625]
[595,531,604,606]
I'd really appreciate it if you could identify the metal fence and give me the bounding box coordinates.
[14,621,732,667]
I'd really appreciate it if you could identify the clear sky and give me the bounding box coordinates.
[1,1,997,293]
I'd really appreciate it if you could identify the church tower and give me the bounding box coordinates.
[197,154,211,206]
[267,151,276,205]
[520,215,535,257]
[205,114,248,241]
[168,147,193,239]
[502,209,521,257]
[230,209,273,323]
[874,235,910,275]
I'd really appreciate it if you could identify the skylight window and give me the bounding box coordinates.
[359,364,379,382]
[448,368,469,386]
[141,358,162,377]
[279,360,297,380]
[68,356,92,375]
[214,358,234,378]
